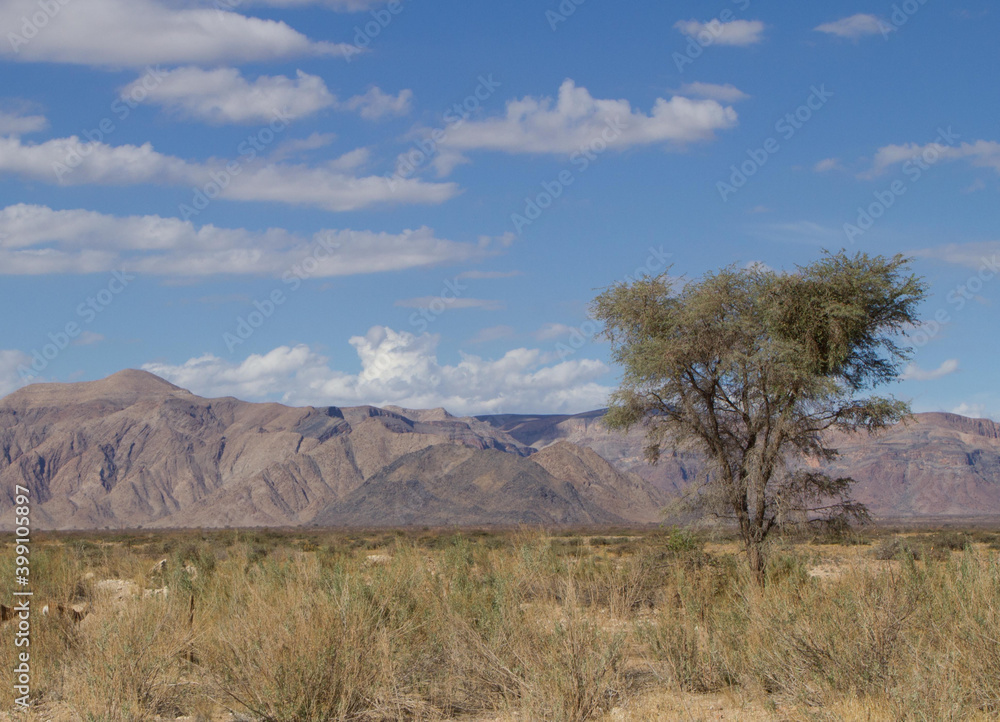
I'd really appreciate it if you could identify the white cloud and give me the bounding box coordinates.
[0,0,349,67]
[815,14,886,39]
[901,359,960,381]
[0,135,458,212]
[0,350,32,398]
[125,69,412,125]
[123,68,336,124]
[72,331,105,346]
[434,80,737,159]
[325,147,371,172]
[344,87,413,119]
[814,157,842,172]
[951,402,990,420]
[142,327,613,415]
[674,19,765,46]
[866,140,1000,177]
[270,132,338,162]
[676,82,750,103]
[220,162,456,210]
[395,297,504,310]
[0,204,494,276]
[914,241,1000,270]
[533,323,578,341]
[744,260,774,273]
[0,110,47,136]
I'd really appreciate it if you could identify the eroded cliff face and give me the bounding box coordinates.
[0,371,663,529]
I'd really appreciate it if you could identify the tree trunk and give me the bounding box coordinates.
[746,540,767,586]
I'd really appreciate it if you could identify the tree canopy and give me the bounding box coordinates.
[591,251,927,581]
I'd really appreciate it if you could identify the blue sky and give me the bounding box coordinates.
[0,0,997,418]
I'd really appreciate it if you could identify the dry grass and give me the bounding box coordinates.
[0,527,998,720]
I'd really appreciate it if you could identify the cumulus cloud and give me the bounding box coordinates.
[0,350,32,398]
[674,19,765,46]
[142,327,613,414]
[0,0,349,67]
[866,139,1000,177]
[0,135,458,212]
[814,157,843,172]
[343,87,413,119]
[125,68,412,125]
[122,68,336,124]
[0,204,494,276]
[676,82,750,103]
[951,402,991,420]
[0,109,47,136]
[901,359,960,381]
[434,79,738,158]
[815,14,886,39]
[269,132,338,162]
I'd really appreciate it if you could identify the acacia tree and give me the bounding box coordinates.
[591,251,926,583]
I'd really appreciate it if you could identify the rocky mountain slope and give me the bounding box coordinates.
[476,411,1000,518]
[3,370,998,529]
[0,371,664,530]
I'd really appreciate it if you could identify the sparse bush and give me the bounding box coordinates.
[60,595,191,721]
[1,528,998,719]
[872,536,921,561]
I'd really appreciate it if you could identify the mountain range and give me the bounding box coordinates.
[1,370,998,530]
[0,370,664,530]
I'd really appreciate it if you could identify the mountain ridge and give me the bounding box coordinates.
[0,371,663,530]
[3,371,999,528]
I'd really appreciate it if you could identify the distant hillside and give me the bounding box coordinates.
[0,371,664,530]
[3,370,997,529]
[476,410,1000,518]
